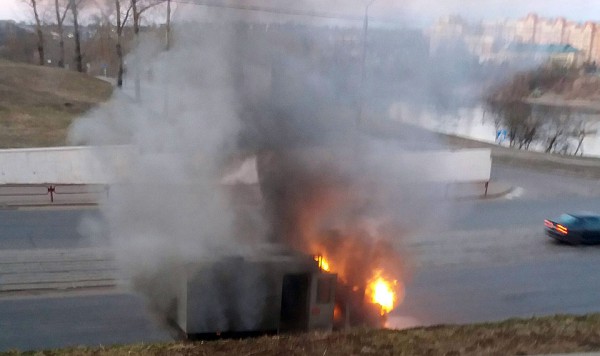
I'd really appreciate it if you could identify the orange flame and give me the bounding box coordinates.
[314,255,331,272]
[366,270,400,315]
[313,253,402,316]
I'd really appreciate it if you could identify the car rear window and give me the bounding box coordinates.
[557,214,581,226]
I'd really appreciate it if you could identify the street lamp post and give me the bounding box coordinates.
[357,0,376,127]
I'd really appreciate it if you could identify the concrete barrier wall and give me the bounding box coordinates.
[395,149,492,183]
[0,146,131,185]
[0,146,491,185]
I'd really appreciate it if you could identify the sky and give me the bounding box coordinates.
[0,0,26,21]
[1,0,600,27]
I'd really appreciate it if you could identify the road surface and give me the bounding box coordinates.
[0,291,171,352]
[0,209,107,250]
[386,162,600,328]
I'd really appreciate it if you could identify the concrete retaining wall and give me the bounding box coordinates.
[0,146,492,185]
[0,146,130,185]
[390,149,491,183]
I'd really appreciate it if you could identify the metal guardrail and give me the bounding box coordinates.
[0,184,108,204]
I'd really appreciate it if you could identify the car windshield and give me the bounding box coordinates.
[557,214,581,226]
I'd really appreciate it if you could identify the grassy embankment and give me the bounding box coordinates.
[4,314,600,356]
[0,60,112,148]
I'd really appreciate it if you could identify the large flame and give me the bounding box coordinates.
[314,254,401,316]
[314,255,331,271]
[366,269,400,315]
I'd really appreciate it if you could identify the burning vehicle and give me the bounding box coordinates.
[170,246,337,336]
[167,247,401,338]
[166,248,401,338]
[156,148,406,338]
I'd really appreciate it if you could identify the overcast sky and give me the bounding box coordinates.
[0,1,27,21]
[1,0,600,27]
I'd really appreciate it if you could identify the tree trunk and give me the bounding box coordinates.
[546,134,558,153]
[165,0,171,51]
[55,0,65,68]
[70,0,84,72]
[574,133,585,156]
[115,0,124,87]
[132,0,141,102]
[31,0,44,65]
[116,42,124,87]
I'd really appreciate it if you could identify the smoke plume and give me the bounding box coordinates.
[69,1,460,329]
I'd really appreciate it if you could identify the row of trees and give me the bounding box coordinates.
[22,0,172,87]
[485,67,598,156]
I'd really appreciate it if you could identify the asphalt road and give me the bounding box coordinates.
[2,162,600,351]
[390,251,600,329]
[0,209,108,250]
[386,162,600,329]
[0,291,172,352]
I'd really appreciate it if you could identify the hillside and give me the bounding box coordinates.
[489,66,600,111]
[0,60,112,148]
[527,75,600,111]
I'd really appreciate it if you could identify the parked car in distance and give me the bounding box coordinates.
[545,213,600,245]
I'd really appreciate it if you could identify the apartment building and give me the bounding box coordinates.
[428,15,469,54]
[429,13,600,65]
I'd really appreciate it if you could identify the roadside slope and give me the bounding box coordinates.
[6,314,600,356]
[0,60,112,148]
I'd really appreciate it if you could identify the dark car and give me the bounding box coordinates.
[545,213,600,245]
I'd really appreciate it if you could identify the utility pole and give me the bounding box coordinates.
[164,0,172,119]
[166,0,172,51]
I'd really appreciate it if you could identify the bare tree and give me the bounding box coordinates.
[69,0,83,72]
[573,122,597,156]
[23,0,45,65]
[130,0,165,35]
[130,0,166,100]
[485,97,537,149]
[104,0,164,88]
[114,0,132,87]
[82,9,120,77]
[54,0,71,68]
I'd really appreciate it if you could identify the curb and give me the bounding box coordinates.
[482,185,515,200]
[450,186,515,201]
[0,202,99,210]
[447,182,515,201]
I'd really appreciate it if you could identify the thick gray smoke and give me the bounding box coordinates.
[69,2,462,329]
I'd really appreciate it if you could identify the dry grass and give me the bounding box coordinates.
[5,314,600,356]
[0,60,112,148]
